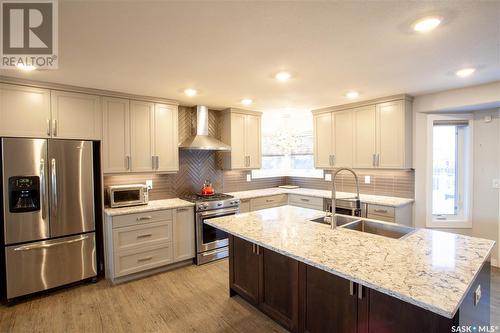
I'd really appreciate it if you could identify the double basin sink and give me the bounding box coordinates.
[309,215,415,240]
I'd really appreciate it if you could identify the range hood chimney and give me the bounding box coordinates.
[178,106,231,151]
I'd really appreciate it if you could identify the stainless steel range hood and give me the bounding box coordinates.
[178,106,231,151]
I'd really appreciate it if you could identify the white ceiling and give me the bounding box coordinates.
[1,1,499,112]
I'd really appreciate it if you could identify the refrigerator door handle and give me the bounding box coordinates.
[51,158,57,217]
[40,159,47,219]
[12,235,90,251]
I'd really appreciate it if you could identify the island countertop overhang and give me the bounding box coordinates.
[205,205,495,319]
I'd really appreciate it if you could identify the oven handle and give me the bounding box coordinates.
[198,207,239,218]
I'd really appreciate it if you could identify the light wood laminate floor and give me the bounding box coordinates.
[0,261,499,332]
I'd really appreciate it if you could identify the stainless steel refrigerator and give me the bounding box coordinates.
[1,138,97,299]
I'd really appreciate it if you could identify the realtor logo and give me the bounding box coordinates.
[1,0,58,69]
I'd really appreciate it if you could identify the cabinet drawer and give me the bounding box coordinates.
[251,194,287,211]
[288,195,323,210]
[367,204,395,222]
[113,220,172,252]
[114,243,173,278]
[112,209,172,228]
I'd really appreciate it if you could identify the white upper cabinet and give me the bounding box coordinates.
[333,109,354,168]
[51,90,102,140]
[353,105,377,168]
[130,101,155,172]
[313,112,334,168]
[0,84,51,138]
[102,97,130,173]
[312,95,412,169]
[221,108,262,170]
[153,103,179,172]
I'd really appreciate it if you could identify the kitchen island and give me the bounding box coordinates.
[205,205,495,333]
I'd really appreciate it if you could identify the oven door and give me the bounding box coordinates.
[110,188,144,207]
[196,207,238,253]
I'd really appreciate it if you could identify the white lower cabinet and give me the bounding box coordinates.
[105,207,195,282]
[288,194,323,210]
[250,194,288,211]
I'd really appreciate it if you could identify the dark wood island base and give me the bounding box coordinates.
[228,235,491,333]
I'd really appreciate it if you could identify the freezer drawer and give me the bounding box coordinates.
[5,233,96,299]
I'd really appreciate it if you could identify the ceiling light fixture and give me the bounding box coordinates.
[241,98,253,106]
[345,91,359,99]
[413,16,442,32]
[455,68,476,78]
[275,71,291,81]
[16,63,36,71]
[184,88,197,97]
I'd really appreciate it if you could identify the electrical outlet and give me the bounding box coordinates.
[146,180,153,190]
[324,173,332,181]
[493,179,500,189]
[246,173,251,182]
[365,176,371,184]
[474,285,481,306]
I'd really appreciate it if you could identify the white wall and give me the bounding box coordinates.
[413,108,499,263]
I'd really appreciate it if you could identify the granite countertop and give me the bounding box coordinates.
[227,187,414,207]
[205,205,495,319]
[104,198,194,216]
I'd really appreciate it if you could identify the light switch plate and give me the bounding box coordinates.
[324,174,332,181]
[365,176,371,184]
[246,174,251,182]
[146,180,153,190]
[474,284,481,306]
[493,179,500,189]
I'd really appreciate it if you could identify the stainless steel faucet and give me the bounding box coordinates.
[330,168,361,229]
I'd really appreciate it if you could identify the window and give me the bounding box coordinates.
[252,112,323,179]
[427,115,473,228]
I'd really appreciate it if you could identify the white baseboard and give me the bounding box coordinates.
[491,258,499,268]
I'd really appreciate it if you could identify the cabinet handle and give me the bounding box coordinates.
[248,156,251,167]
[332,154,336,166]
[266,199,274,203]
[152,156,155,169]
[349,281,354,296]
[136,216,152,221]
[125,156,131,170]
[177,207,189,212]
[156,156,160,170]
[358,284,364,300]
[300,198,310,202]
[136,233,152,238]
[256,245,260,255]
[372,154,376,167]
[252,243,256,254]
[376,154,380,167]
[53,119,58,137]
[46,119,51,136]
[374,209,388,214]
[137,256,153,262]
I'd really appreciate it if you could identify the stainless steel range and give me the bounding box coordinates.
[183,193,240,265]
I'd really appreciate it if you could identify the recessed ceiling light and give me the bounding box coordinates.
[413,16,442,32]
[184,88,197,97]
[16,63,36,71]
[455,68,476,78]
[241,98,253,106]
[345,91,359,99]
[275,71,291,81]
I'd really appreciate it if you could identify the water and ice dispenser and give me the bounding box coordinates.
[8,176,40,213]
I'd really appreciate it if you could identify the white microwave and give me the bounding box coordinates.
[107,184,149,208]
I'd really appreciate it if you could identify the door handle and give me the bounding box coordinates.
[40,159,47,219]
[46,119,51,136]
[53,119,58,137]
[51,158,57,217]
[13,235,89,251]
[125,156,130,170]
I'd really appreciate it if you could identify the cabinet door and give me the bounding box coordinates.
[0,84,51,138]
[230,113,247,169]
[333,110,354,167]
[239,199,251,213]
[301,265,357,333]
[353,105,376,168]
[102,97,130,173]
[313,113,333,169]
[51,90,102,140]
[259,247,299,332]
[130,100,154,172]
[376,101,404,168]
[229,236,260,305]
[173,207,195,262]
[154,104,179,172]
[245,114,262,169]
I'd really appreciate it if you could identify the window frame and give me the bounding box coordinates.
[426,114,474,229]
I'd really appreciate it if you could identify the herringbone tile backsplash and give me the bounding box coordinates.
[104,106,414,200]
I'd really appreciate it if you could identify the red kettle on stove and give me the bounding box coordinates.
[201,180,215,196]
